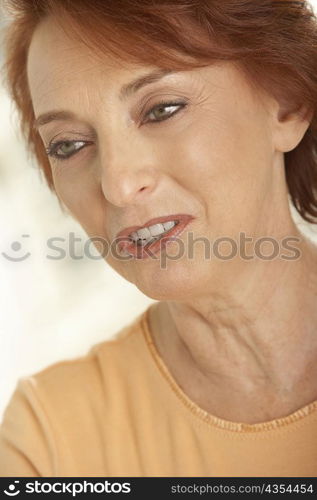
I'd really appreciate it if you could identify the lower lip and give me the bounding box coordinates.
[118,215,194,259]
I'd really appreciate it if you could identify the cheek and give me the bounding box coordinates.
[179,108,271,185]
[52,167,82,216]
[52,165,107,233]
[172,110,274,233]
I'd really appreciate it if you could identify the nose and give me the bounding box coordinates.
[99,132,160,208]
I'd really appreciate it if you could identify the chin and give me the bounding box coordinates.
[132,260,205,302]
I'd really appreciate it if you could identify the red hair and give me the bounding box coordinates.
[2,0,317,222]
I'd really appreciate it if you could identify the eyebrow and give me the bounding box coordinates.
[33,110,78,130]
[119,68,176,100]
[33,68,177,130]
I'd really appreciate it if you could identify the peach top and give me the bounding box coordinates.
[0,305,316,477]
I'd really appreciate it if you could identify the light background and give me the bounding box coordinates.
[1,1,317,419]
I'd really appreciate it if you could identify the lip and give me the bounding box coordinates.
[115,214,195,259]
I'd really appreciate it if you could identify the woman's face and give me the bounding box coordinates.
[27,17,299,301]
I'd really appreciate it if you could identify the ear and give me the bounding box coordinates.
[271,99,313,153]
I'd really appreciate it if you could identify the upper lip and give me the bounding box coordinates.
[115,214,193,241]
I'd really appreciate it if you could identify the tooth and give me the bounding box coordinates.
[137,227,151,239]
[148,223,165,236]
[130,220,178,243]
[163,221,176,231]
[130,231,138,240]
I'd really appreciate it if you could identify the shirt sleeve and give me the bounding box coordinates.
[0,378,55,477]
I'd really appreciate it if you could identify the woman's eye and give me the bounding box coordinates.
[45,102,186,162]
[46,140,90,161]
[145,101,187,124]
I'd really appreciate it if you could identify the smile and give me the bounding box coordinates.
[116,214,195,259]
[129,220,179,246]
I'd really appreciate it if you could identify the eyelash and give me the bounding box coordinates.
[45,99,187,162]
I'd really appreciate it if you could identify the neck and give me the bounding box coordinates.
[148,228,317,422]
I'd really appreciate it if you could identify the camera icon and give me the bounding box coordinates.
[3,480,20,496]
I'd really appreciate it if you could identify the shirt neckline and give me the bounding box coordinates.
[140,305,317,433]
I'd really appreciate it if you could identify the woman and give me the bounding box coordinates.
[0,0,317,477]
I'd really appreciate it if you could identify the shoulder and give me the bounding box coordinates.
[1,307,151,429]
[0,307,152,476]
[21,307,150,402]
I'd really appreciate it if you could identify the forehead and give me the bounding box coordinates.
[27,16,267,119]
[27,17,150,109]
